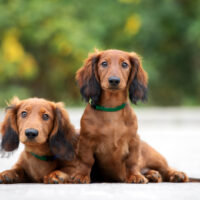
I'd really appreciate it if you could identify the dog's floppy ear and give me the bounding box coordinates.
[128,52,148,104]
[76,51,101,106]
[49,103,76,161]
[1,97,20,152]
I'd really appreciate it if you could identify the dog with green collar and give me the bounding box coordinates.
[72,49,190,183]
[0,97,78,184]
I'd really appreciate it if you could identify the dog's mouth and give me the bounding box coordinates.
[102,87,123,94]
[22,137,44,146]
[107,86,122,91]
[23,139,38,145]
[109,87,120,90]
[102,85,121,91]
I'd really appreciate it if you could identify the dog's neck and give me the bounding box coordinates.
[25,142,52,156]
[98,89,128,107]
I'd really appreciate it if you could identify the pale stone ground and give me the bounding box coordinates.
[0,107,200,200]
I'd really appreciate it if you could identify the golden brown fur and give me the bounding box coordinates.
[0,97,77,183]
[73,49,189,183]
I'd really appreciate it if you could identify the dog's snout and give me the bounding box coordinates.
[25,128,38,139]
[108,76,120,86]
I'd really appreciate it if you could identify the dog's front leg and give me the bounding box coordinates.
[71,134,95,184]
[0,164,27,184]
[125,134,148,184]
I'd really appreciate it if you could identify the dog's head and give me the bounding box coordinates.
[0,97,75,161]
[76,49,148,105]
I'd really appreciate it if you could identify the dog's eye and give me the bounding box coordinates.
[42,114,49,121]
[122,61,128,68]
[21,111,27,118]
[101,61,108,68]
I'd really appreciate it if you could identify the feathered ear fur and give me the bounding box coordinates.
[49,103,76,161]
[0,97,20,152]
[128,52,148,104]
[76,51,101,106]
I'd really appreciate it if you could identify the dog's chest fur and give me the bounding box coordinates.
[95,119,130,157]
[83,106,137,177]
[21,151,57,182]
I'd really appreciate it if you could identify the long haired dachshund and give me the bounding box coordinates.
[73,49,189,183]
[0,97,77,183]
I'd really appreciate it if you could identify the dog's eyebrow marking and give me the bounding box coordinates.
[119,57,128,61]
[40,107,52,114]
[22,106,31,111]
[40,108,47,113]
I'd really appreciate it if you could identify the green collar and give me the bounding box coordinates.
[30,152,57,161]
[89,100,126,112]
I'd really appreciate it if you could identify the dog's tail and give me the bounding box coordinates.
[188,177,200,182]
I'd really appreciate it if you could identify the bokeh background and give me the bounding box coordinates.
[0,0,200,107]
[0,2,200,198]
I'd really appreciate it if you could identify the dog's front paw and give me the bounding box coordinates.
[126,174,148,184]
[168,171,188,182]
[44,170,71,184]
[144,170,162,183]
[71,174,90,184]
[0,170,20,184]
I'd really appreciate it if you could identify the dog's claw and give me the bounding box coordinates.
[169,171,188,182]
[144,170,162,183]
[4,176,11,183]
[53,180,59,184]
[126,174,148,184]
[59,177,64,182]
[71,174,90,184]
[44,170,71,184]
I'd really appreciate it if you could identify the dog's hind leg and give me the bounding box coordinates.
[140,141,188,182]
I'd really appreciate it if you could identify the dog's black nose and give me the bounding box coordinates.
[108,76,120,86]
[25,129,38,139]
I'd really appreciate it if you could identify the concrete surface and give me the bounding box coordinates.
[0,107,200,200]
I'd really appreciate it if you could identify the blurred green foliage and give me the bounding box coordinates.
[0,0,199,106]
